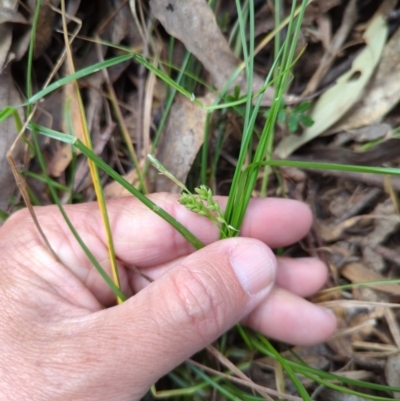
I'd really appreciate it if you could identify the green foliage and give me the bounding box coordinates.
[148,155,237,238]
[265,100,314,133]
[179,186,238,238]
[0,209,8,222]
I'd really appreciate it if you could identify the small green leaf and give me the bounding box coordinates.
[288,114,299,132]
[277,109,287,124]
[293,101,311,113]
[299,114,314,127]
[233,85,241,100]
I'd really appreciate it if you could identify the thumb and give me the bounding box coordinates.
[100,238,276,397]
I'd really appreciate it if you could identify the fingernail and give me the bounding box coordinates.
[230,242,275,295]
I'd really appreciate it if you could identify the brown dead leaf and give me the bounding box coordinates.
[47,143,72,177]
[319,216,370,243]
[34,91,67,179]
[384,308,400,350]
[36,90,73,178]
[150,0,274,104]
[153,93,214,193]
[31,0,60,59]
[0,66,24,212]
[341,262,400,296]
[50,79,83,177]
[104,169,139,199]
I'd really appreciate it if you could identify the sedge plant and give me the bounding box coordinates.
[2,0,400,399]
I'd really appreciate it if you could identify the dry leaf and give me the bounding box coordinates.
[104,169,139,199]
[150,0,274,103]
[0,0,42,69]
[347,123,391,143]
[319,216,369,243]
[154,94,214,193]
[0,0,18,71]
[385,353,400,399]
[384,308,400,350]
[32,0,60,59]
[275,13,388,158]
[0,7,28,24]
[109,0,142,46]
[341,262,400,296]
[47,143,72,177]
[332,24,400,132]
[0,66,24,212]
[320,387,379,401]
[361,199,400,273]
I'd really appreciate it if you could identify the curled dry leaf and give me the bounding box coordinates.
[0,67,24,212]
[154,93,215,193]
[150,0,274,104]
[275,13,388,158]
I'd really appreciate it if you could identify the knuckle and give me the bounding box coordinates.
[168,262,227,340]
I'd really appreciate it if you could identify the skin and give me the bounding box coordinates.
[0,194,336,401]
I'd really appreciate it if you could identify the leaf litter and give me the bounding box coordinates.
[1,0,400,399]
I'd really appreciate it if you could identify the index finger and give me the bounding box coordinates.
[44,193,312,268]
[3,193,312,306]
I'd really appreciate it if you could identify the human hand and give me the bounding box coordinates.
[0,194,336,400]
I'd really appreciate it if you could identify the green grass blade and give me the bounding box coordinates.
[188,364,240,401]
[247,159,400,177]
[256,334,311,401]
[30,124,205,250]
[25,67,127,303]
[28,54,134,104]
[251,335,400,397]
[49,194,127,301]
